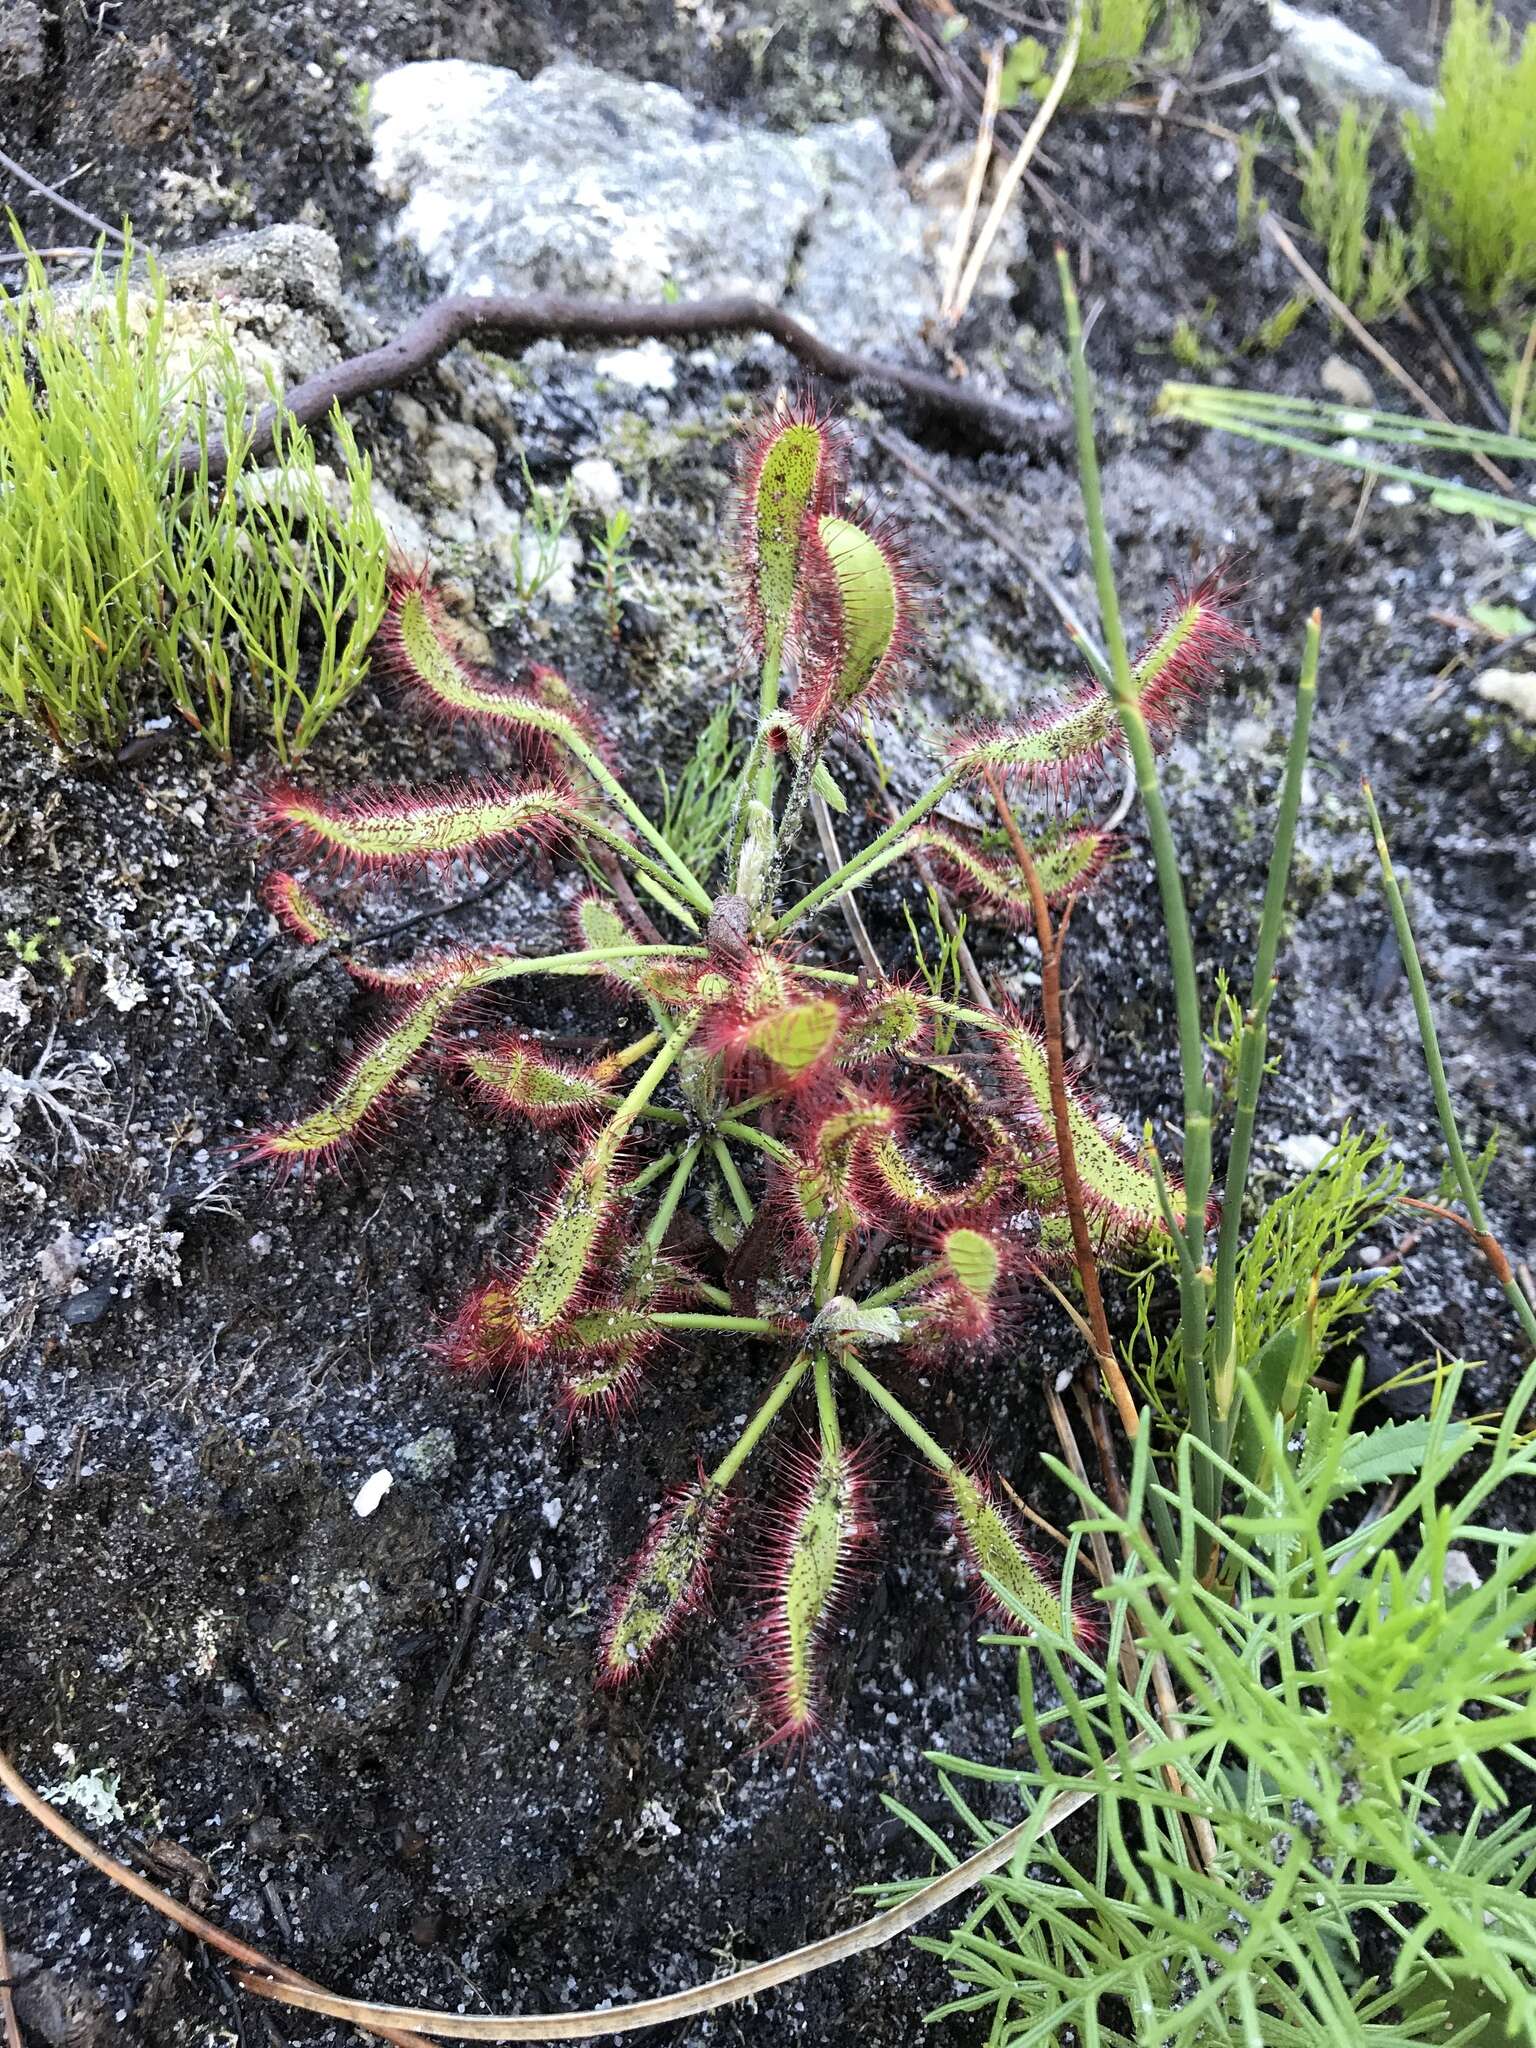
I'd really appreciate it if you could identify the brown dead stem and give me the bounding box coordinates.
[984,768,1142,1440]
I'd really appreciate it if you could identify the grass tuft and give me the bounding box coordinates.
[0,230,387,760]
[1404,0,1536,308]
[1300,102,1426,325]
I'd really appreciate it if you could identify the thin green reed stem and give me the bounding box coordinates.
[1364,782,1536,1364]
[716,1117,793,1163]
[623,1148,682,1199]
[861,1259,943,1309]
[710,1135,755,1223]
[814,1351,842,1455]
[757,648,782,806]
[573,812,704,930]
[1057,249,1216,1499]
[1211,613,1321,1446]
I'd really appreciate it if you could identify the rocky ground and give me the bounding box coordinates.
[1,3,1534,2044]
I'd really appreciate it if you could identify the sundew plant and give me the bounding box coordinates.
[246,343,1246,1740]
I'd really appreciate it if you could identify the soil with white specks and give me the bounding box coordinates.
[2,4,1534,2045]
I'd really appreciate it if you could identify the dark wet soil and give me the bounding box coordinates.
[2,4,1534,2045]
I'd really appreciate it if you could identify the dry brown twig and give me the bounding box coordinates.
[0,1909,24,2048]
[983,769,1143,1440]
[950,2,1083,321]
[941,40,1005,318]
[1259,213,1516,497]
[0,1750,431,2048]
[0,1744,1107,2044]
[183,291,1064,481]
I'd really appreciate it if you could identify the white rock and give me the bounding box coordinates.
[38,1229,85,1293]
[570,457,623,515]
[1269,4,1436,116]
[368,58,933,353]
[1276,1133,1334,1175]
[1476,668,1536,724]
[369,480,432,564]
[353,1469,394,1518]
[102,957,149,1013]
[423,420,499,501]
[1320,354,1375,409]
[594,340,677,393]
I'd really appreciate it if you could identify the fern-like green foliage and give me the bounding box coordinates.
[891,1362,1536,2045]
[1403,0,1536,307]
[0,231,387,758]
[1300,103,1427,325]
[1128,1127,1399,1431]
[656,695,743,878]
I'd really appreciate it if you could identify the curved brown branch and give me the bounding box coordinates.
[185,293,1064,478]
[0,1750,430,2048]
[0,1742,1106,2045]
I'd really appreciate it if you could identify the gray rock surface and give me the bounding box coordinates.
[368,58,934,354]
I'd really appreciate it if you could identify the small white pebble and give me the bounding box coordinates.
[353,1469,393,1518]
[1372,598,1393,627]
[529,1552,543,1581]
[1380,482,1415,507]
[1276,1133,1333,1175]
[541,1498,564,1529]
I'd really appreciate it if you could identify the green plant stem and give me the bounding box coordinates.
[561,727,713,914]
[757,649,782,805]
[600,1014,698,1155]
[623,1148,682,1198]
[711,1136,755,1222]
[1059,247,1216,1511]
[645,1141,702,1249]
[814,1351,842,1454]
[630,868,704,932]
[838,1352,955,1474]
[862,1260,943,1309]
[1211,613,1321,1445]
[690,1278,734,1311]
[650,1313,785,1337]
[814,1227,848,1309]
[709,1349,813,1490]
[716,1117,793,1163]
[573,813,706,929]
[1364,781,1536,1361]
[726,719,775,876]
[767,766,963,937]
[763,742,822,915]
[461,943,706,983]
